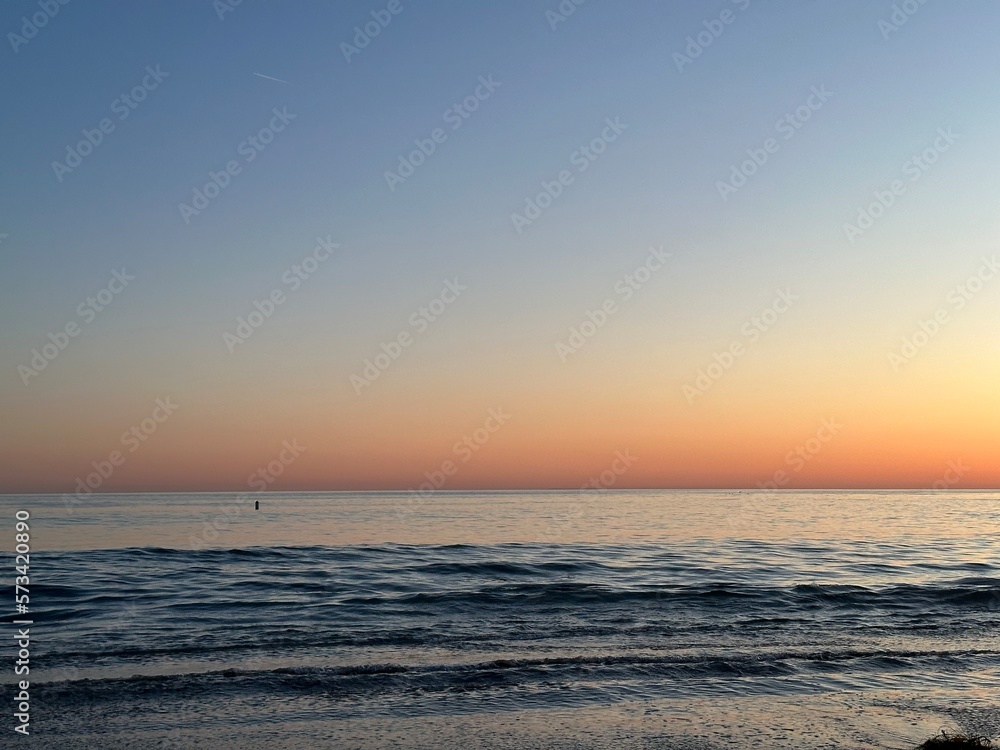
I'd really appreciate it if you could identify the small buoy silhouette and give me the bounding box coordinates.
[254,500,259,510]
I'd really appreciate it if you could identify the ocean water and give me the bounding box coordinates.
[2,491,999,748]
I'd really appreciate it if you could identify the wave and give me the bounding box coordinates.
[21,576,998,624]
[18,543,1000,673]
[34,646,1000,703]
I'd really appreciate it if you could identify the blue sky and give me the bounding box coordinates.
[3,1,1000,491]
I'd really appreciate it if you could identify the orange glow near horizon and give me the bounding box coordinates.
[5,342,999,493]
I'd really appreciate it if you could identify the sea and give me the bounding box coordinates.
[1,490,998,749]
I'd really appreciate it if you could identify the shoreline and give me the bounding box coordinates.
[16,689,999,750]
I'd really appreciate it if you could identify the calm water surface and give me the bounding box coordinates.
[1,491,998,739]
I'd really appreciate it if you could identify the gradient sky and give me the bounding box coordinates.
[2,0,999,493]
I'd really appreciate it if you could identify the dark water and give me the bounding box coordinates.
[2,491,999,740]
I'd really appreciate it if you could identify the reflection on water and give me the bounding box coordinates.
[1,491,997,741]
[10,489,1000,551]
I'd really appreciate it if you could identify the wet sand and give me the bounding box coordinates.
[27,689,1000,749]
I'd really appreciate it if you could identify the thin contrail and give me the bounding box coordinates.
[253,73,289,84]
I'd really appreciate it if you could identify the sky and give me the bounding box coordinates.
[2,0,999,493]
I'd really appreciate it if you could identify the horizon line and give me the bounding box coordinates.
[1,487,996,497]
